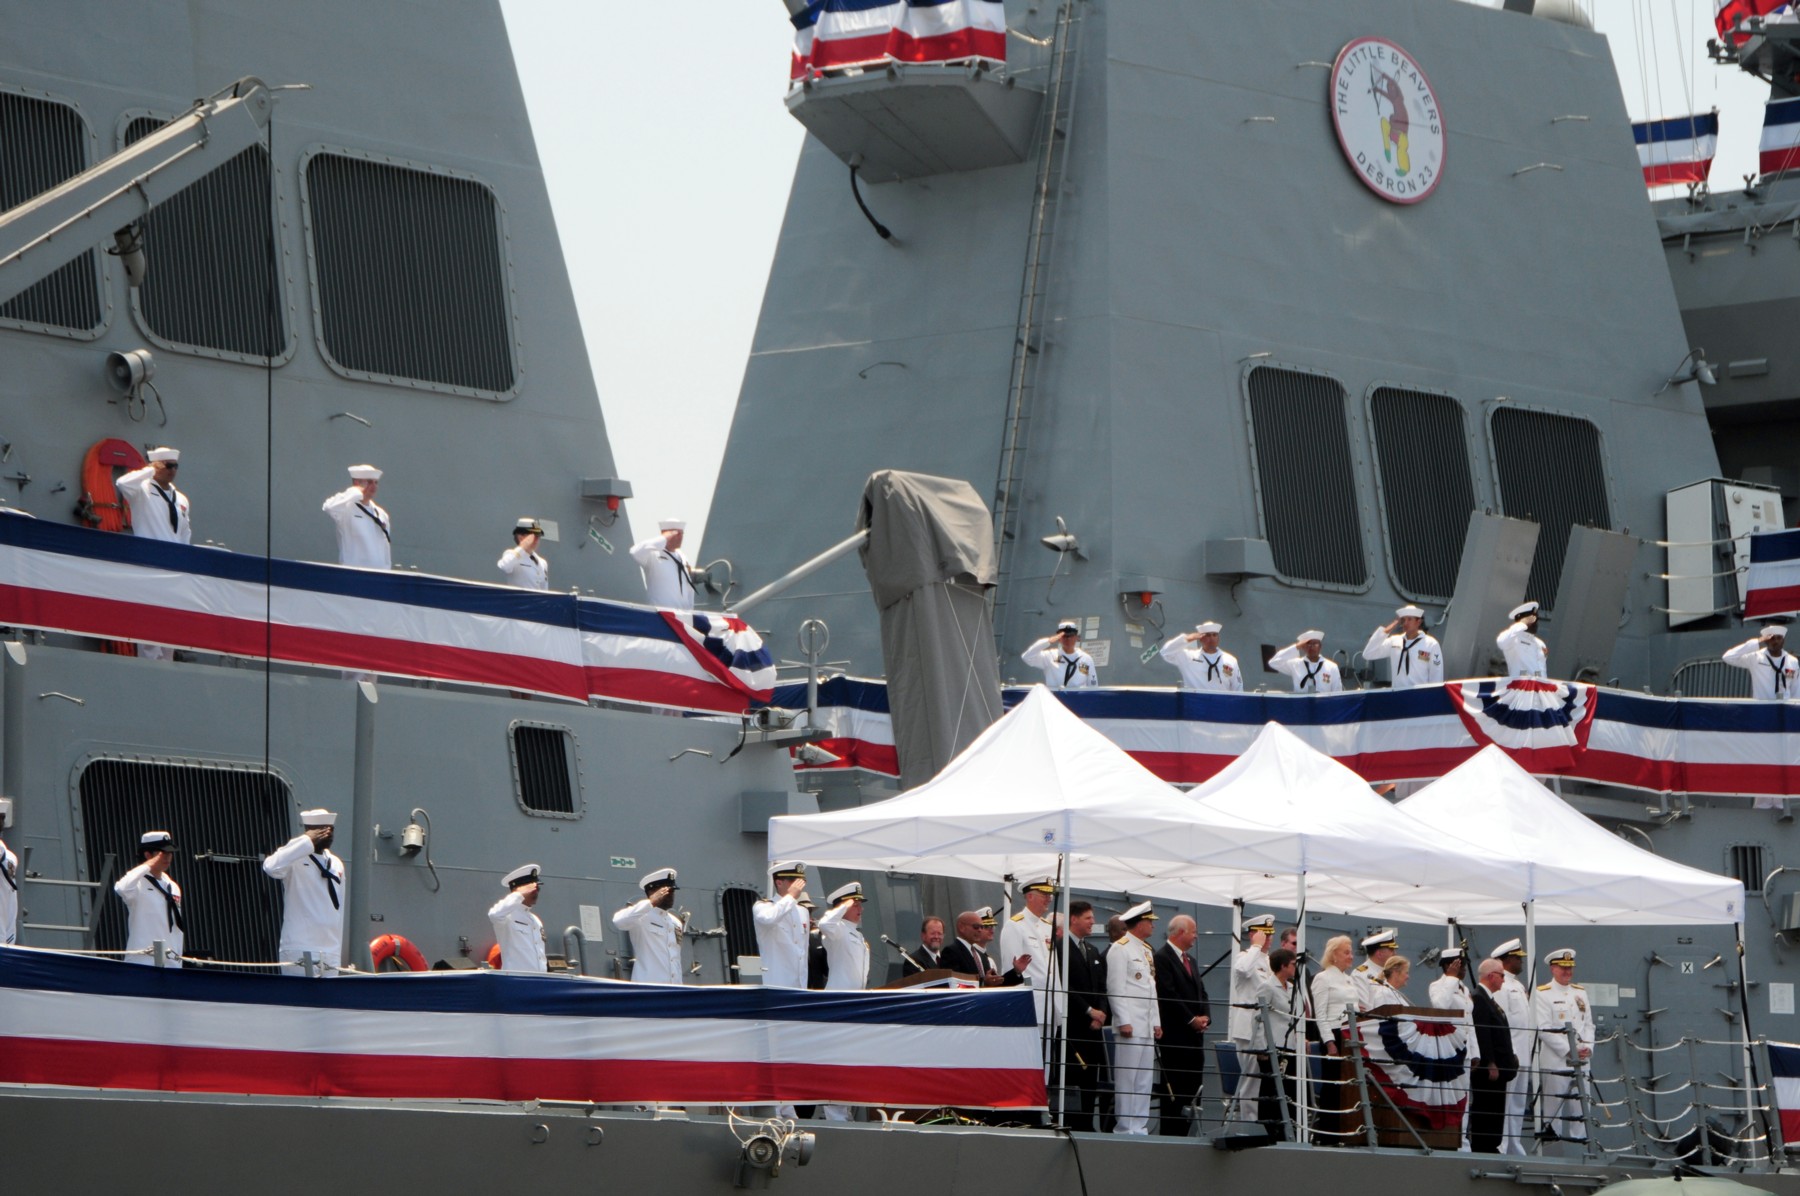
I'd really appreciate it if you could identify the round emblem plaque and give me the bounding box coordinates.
[1329,37,1445,204]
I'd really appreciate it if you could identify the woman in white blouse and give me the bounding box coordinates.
[1310,935,1359,1052]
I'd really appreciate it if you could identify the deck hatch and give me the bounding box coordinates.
[1490,407,1612,608]
[1245,366,1368,589]
[1368,387,1475,600]
[0,90,103,336]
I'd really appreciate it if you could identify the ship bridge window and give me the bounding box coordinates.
[301,150,518,397]
[1245,366,1368,589]
[122,116,288,361]
[77,758,292,970]
[509,722,583,818]
[1490,407,1612,607]
[0,90,103,337]
[1369,388,1476,601]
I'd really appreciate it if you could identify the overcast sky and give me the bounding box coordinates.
[500,0,1767,557]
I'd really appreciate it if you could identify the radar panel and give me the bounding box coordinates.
[0,90,103,337]
[302,150,518,398]
[1490,407,1612,608]
[1245,366,1367,589]
[1369,387,1475,601]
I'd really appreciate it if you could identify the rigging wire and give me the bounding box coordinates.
[263,105,276,779]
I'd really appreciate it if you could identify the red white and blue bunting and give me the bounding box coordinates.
[798,0,1006,79]
[1360,1013,1468,1131]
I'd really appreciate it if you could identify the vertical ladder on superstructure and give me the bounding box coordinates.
[989,0,1086,646]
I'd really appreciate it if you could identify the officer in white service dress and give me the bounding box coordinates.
[613,867,685,984]
[1722,624,1800,701]
[1496,601,1548,679]
[1269,630,1344,693]
[753,862,810,989]
[1021,620,1098,689]
[815,881,871,1122]
[630,518,696,611]
[1363,605,1445,689]
[487,863,547,973]
[262,808,347,976]
[1227,912,1278,1123]
[116,447,191,660]
[322,465,392,569]
[1000,875,1062,1027]
[1490,938,1534,1155]
[1428,948,1478,1147]
[1351,928,1399,1009]
[1106,902,1162,1135]
[0,831,16,946]
[1159,621,1243,691]
[114,830,184,966]
[497,517,550,590]
[1533,948,1595,1143]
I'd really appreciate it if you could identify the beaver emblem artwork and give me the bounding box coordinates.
[1331,36,1445,203]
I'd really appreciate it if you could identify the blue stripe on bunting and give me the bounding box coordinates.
[1766,98,1800,129]
[0,946,1035,1026]
[1632,112,1718,145]
[822,0,903,11]
[1750,528,1800,564]
[768,676,893,715]
[1769,1041,1800,1077]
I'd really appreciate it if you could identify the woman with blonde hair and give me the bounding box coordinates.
[1309,934,1361,1142]
[1375,954,1411,1004]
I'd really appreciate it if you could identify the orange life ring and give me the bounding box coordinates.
[76,437,144,532]
[486,943,503,969]
[370,933,429,973]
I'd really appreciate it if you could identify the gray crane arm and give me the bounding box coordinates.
[0,76,274,304]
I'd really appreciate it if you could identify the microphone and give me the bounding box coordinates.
[880,934,923,971]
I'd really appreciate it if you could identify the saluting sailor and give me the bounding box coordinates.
[487,863,547,973]
[1496,601,1548,679]
[322,465,392,570]
[1352,927,1400,1009]
[117,447,192,545]
[114,831,184,966]
[630,518,696,611]
[612,867,685,984]
[1489,937,1534,1155]
[1159,621,1243,692]
[0,829,17,946]
[1021,620,1098,689]
[1227,913,1278,1123]
[262,809,347,976]
[817,882,870,992]
[1106,901,1162,1135]
[497,517,550,591]
[1000,875,1063,1027]
[1428,947,1478,1146]
[752,862,810,988]
[1533,948,1595,1143]
[1269,630,1344,693]
[1722,624,1800,701]
[1364,605,1444,689]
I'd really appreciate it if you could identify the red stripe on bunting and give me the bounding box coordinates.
[584,666,755,714]
[0,585,586,699]
[887,28,1006,61]
[791,738,901,775]
[1124,746,1478,786]
[809,32,892,68]
[656,611,774,703]
[0,1036,1046,1108]
[1642,160,1713,186]
[1746,582,1800,620]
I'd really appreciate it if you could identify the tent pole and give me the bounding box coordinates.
[1296,872,1310,1145]
[1056,851,1072,1128]
[1524,901,1538,1150]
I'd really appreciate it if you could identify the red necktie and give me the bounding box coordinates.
[1184,954,1194,977]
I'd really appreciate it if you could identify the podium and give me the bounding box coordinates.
[877,969,980,990]
[1355,1005,1468,1150]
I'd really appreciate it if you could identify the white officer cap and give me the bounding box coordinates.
[1396,605,1425,619]
[1195,621,1222,634]
[139,830,176,851]
[1439,947,1464,964]
[1021,875,1059,895]
[1243,912,1277,932]
[771,861,806,880]
[1489,937,1525,959]
[1055,619,1080,635]
[1545,947,1576,968]
[348,464,383,481]
[828,881,865,905]
[147,447,180,463]
[1121,900,1158,924]
[1298,629,1325,645]
[1761,624,1789,641]
[640,867,677,892]
[976,906,998,926]
[503,863,541,889]
[299,808,337,827]
[1361,927,1399,951]
[658,519,686,532]
[797,895,816,911]
[1509,600,1540,621]
[513,517,545,536]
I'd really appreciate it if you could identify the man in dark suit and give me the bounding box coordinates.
[939,908,1028,984]
[802,896,829,989]
[1469,958,1521,1153]
[1154,913,1212,1136]
[1059,900,1111,1131]
[901,915,947,976]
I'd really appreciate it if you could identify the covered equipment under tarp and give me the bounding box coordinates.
[1397,745,1745,926]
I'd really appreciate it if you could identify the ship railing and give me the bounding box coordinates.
[17,849,117,947]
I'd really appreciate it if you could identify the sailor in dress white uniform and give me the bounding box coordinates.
[1269,630,1343,693]
[262,808,347,976]
[1351,927,1400,1009]
[1227,912,1278,1123]
[1020,620,1098,689]
[116,447,190,660]
[1722,624,1800,701]
[114,830,184,966]
[752,862,810,988]
[630,518,696,610]
[1496,601,1548,679]
[0,832,16,946]
[612,867,685,984]
[497,517,550,590]
[1106,901,1163,1134]
[1533,948,1595,1143]
[487,863,547,973]
[1363,605,1445,689]
[322,465,392,569]
[1159,621,1243,691]
[999,875,1062,1028]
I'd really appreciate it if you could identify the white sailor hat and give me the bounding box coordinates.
[658,519,686,532]
[771,861,807,880]
[1544,947,1576,968]
[1762,623,1790,641]
[1489,937,1525,959]
[1297,629,1325,645]
[797,895,817,911]
[1396,605,1425,619]
[1121,900,1158,925]
[828,881,866,906]
[1055,619,1080,636]
[640,867,677,892]
[976,906,998,926]
[513,517,545,537]
[299,808,337,827]
[1509,600,1540,621]
[1361,927,1399,951]
[147,447,180,463]
[1195,621,1222,635]
[1243,912,1277,932]
[1021,875,1059,895]
[139,830,176,852]
[503,863,541,889]
[348,464,383,481]
[1439,947,1465,964]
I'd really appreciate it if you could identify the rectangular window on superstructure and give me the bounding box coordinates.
[509,722,582,817]
[1369,387,1476,600]
[1245,366,1368,588]
[1489,407,1612,607]
[0,91,102,335]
